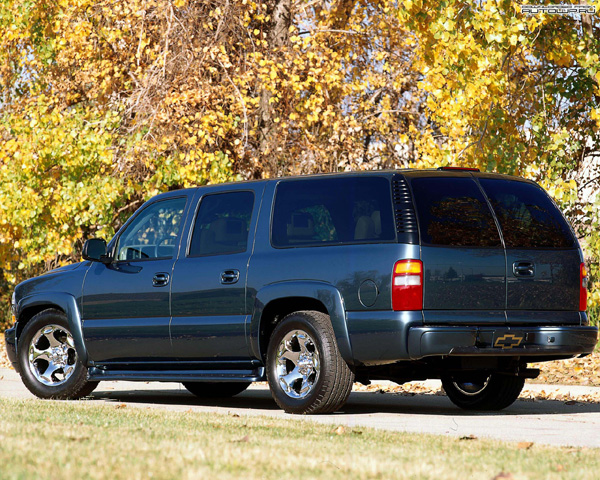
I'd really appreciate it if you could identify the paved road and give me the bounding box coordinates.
[2,367,599,448]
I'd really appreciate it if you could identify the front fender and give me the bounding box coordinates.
[249,281,353,365]
[17,292,89,366]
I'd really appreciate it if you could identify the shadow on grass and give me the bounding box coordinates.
[89,387,600,417]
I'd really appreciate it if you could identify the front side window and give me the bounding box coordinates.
[189,191,254,257]
[272,177,396,247]
[116,197,187,261]
[479,179,575,248]
[411,177,502,247]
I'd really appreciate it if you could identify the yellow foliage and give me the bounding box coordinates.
[0,0,599,325]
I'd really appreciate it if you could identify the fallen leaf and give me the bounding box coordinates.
[335,426,346,435]
[491,473,514,480]
[232,435,249,443]
[556,464,564,472]
[231,413,240,418]
[115,404,127,409]
[529,351,600,387]
[517,441,534,450]
[460,434,478,441]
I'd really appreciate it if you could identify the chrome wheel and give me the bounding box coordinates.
[275,329,320,399]
[28,324,77,387]
[452,376,490,396]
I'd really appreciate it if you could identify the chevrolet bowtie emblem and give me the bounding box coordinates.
[494,334,524,349]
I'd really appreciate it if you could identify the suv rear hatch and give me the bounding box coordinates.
[408,173,506,325]
[405,172,583,327]
[478,176,582,325]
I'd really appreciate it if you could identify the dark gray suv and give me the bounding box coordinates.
[4,168,598,414]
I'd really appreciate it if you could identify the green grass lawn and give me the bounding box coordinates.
[0,398,598,479]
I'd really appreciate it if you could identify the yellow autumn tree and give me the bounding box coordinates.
[1,0,599,326]
[396,0,600,320]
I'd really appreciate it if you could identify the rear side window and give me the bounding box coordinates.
[272,177,395,247]
[411,177,502,247]
[189,191,254,256]
[479,179,575,248]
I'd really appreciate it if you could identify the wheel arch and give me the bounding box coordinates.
[16,293,89,365]
[250,281,353,366]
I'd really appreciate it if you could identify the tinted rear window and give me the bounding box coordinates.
[411,177,502,247]
[272,177,395,247]
[479,179,575,248]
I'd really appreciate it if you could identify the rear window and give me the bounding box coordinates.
[271,177,396,248]
[411,177,502,248]
[479,179,575,249]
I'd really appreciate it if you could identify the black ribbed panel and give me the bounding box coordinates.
[392,174,419,244]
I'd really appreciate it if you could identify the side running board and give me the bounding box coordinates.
[87,367,265,383]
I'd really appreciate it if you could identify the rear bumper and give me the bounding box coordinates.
[407,325,598,360]
[3,326,18,371]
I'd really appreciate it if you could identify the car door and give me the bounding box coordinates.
[479,177,582,325]
[81,194,191,363]
[408,174,507,325]
[169,185,264,362]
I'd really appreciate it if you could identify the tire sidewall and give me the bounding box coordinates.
[266,315,331,412]
[17,310,88,399]
[442,376,491,409]
[442,374,524,410]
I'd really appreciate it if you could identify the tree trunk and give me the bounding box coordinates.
[257,0,291,177]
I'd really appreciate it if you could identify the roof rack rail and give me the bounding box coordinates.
[437,166,480,172]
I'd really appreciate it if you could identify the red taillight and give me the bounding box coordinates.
[392,259,423,311]
[580,263,588,312]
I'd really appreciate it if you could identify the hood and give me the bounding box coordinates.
[41,262,84,276]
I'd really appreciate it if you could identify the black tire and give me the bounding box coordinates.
[182,382,250,398]
[441,373,524,411]
[266,310,354,414]
[17,309,98,400]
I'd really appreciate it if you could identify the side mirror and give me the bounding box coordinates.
[82,239,110,263]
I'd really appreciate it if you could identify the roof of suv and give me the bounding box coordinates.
[242,168,534,184]
[150,168,534,202]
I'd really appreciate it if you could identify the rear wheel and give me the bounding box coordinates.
[441,373,524,411]
[17,309,98,399]
[266,310,354,414]
[182,382,250,398]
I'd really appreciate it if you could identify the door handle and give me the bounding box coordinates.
[153,272,170,287]
[513,262,534,277]
[220,269,240,284]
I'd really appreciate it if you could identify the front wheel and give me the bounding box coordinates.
[441,373,524,411]
[17,309,98,399]
[266,310,354,414]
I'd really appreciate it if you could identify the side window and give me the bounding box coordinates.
[479,179,575,248]
[272,177,396,247]
[286,205,338,244]
[116,197,187,261]
[189,191,254,257]
[411,177,501,247]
